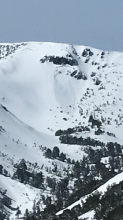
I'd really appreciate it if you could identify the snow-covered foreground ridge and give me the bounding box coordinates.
[57,172,123,219]
[0,41,123,219]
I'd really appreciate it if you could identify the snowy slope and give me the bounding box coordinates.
[0,41,123,218]
[1,42,123,136]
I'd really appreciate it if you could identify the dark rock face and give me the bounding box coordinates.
[40,55,78,66]
[76,72,87,80]
[85,58,90,63]
[1,105,9,112]
[63,117,67,121]
[91,72,96,77]
[95,128,104,135]
[82,48,93,57]
[92,61,99,65]
[101,51,105,59]
[0,126,5,133]
[89,114,102,128]
[70,70,77,77]
[70,71,87,80]
[40,54,87,80]
[102,64,107,68]
[101,51,105,56]
[95,78,101,85]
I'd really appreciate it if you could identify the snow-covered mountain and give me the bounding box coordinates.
[0,42,123,219]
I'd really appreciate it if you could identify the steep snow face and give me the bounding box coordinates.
[2,42,123,145]
[0,42,123,218]
[0,42,90,133]
[0,42,123,136]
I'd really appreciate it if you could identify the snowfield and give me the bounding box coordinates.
[0,41,123,219]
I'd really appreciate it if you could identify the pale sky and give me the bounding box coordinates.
[0,0,123,51]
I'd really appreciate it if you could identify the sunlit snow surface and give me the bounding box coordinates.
[0,42,123,218]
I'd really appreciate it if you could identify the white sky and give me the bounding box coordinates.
[0,0,123,51]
